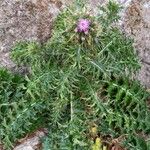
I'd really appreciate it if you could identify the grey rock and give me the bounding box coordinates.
[14,146,34,150]
[13,129,46,150]
[0,0,62,72]
[122,0,150,87]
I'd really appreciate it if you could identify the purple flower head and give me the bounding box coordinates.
[76,19,90,34]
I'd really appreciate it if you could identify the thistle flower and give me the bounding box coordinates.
[76,19,90,34]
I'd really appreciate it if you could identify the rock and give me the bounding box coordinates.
[0,0,62,52]
[0,144,3,150]
[13,129,47,150]
[122,0,150,87]
[15,146,34,150]
[0,51,16,70]
[0,0,63,72]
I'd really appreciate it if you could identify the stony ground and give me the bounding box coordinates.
[0,0,150,149]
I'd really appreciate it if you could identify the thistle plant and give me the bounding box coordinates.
[0,1,150,150]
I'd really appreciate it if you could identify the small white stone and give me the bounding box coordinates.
[143,2,150,9]
[14,145,34,150]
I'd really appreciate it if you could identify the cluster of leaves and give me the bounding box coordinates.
[99,77,150,149]
[0,1,150,150]
[0,69,26,147]
[0,68,48,149]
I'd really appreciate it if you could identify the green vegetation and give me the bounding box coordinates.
[0,1,150,150]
